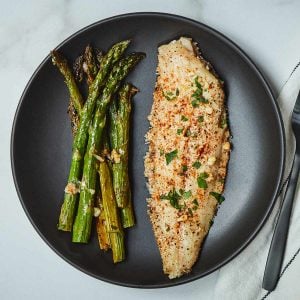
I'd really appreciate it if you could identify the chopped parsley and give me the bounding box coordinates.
[181,115,188,122]
[192,199,199,206]
[197,178,208,189]
[192,161,201,169]
[177,128,184,135]
[165,149,178,165]
[160,188,193,210]
[198,116,204,123]
[182,165,188,172]
[160,188,181,209]
[197,172,209,189]
[191,76,208,107]
[185,128,192,137]
[200,172,209,178]
[191,99,200,108]
[221,117,227,128]
[182,190,192,199]
[163,90,177,101]
[192,199,199,210]
[188,208,193,216]
[210,192,225,204]
[194,77,202,90]
[176,88,180,96]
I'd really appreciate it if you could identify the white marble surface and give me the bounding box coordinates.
[1,1,300,299]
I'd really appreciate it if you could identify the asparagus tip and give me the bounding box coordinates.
[50,50,66,67]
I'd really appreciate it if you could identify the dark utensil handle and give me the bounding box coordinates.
[263,153,300,291]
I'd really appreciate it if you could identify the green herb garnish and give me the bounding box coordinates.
[200,172,209,178]
[194,77,202,90]
[192,198,199,210]
[163,91,176,101]
[197,178,208,189]
[191,76,208,107]
[164,88,180,101]
[192,199,199,206]
[210,192,225,204]
[181,115,188,122]
[160,188,182,209]
[182,190,192,199]
[185,129,192,137]
[177,128,184,135]
[182,165,188,172]
[165,149,178,165]
[192,161,201,169]
[197,172,209,189]
[198,116,204,123]
[191,99,200,108]
[160,188,194,210]
[221,117,227,128]
[188,208,193,216]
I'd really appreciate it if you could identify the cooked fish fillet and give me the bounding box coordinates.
[144,37,230,279]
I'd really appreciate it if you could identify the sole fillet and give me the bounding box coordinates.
[144,37,230,279]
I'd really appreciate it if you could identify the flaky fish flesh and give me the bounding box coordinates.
[144,37,230,279]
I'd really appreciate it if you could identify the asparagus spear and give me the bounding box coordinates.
[71,112,106,241]
[97,131,125,260]
[81,46,111,248]
[83,45,98,85]
[97,189,111,251]
[117,85,137,227]
[58,40,130,231]
[98,162,121,232]
[51,50,84,114]
[95,129,113,249]
[109,84,137,219]
[97,220,111,250]
[68,46,101,136]
[95,49,104,68]
[68,49,98,137]
[52,51,84,135]
[73,54,84,83]
[72,53,145,241]
[83,48,113,250]
[67,100,80,136]
[109,231,125,263]
[98,161,125,262]
[121,190,135,228]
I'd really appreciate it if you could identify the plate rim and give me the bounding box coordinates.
[10,12,286,289]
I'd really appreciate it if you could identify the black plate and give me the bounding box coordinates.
[11,13,285,288]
